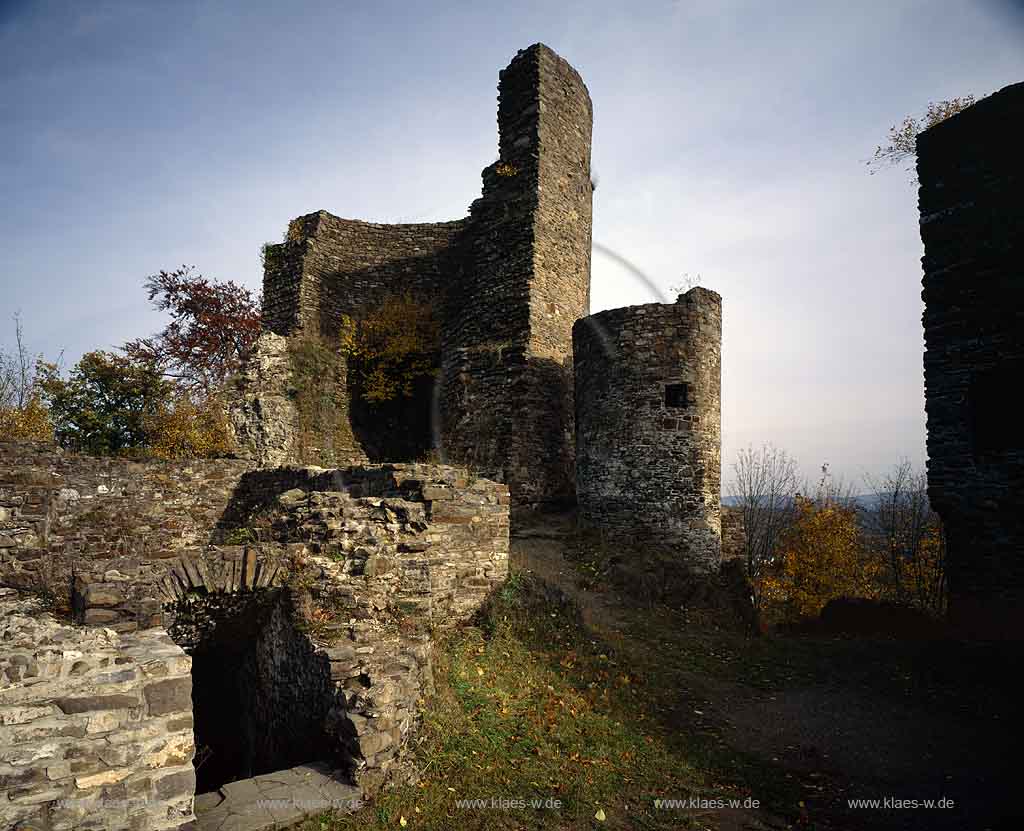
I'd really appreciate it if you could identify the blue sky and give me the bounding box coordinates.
[2,0,1022,486]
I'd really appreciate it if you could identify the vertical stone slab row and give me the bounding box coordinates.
[915,82,1024,637]
[441,43,593,505]
[573,288,723,571]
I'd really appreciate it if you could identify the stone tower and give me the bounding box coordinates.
[916,82,1024,637]
[572,288,723,570]
[233,44,592,507]
[440,44,593,505]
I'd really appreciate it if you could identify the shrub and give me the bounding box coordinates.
[338,293,440,403]
[143,393,235,459]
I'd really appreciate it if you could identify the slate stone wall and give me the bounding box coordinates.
[573,288,723,571]
[262,212,465,341]
[242,43,593,505]
[0,441,254,632]
[0,589,196,831]
[915,82,1024,637]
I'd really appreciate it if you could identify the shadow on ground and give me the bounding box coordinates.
[514,511,1020,831]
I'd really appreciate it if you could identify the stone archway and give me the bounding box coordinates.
[155,550,348,798]
[155,547,284,603]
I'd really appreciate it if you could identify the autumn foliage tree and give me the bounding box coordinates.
[38,351,173,455]
[864,461,947,616]
[142,395,235,460]
[761,495,882,622]
[119,265,259,458]
[4,268,253,459]
[123,266,261,396]
[730,444,802,614]
[0,314,53,441]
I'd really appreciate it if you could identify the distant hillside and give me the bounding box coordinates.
[721,494,887,510]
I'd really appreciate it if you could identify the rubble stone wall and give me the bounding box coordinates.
[262,214,463,340]
[440,44,593,504]
[916,82,1024,637]
[240,43,594,505]
[0,440,254,632]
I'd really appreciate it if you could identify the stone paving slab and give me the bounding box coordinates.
[195,762,362,831]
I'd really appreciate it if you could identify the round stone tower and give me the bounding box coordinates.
[572,287,722,571]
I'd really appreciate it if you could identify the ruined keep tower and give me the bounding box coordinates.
[440,44,593,505]
[234,44,592,506]
[916,82,1024,637]
[572,288,723,570]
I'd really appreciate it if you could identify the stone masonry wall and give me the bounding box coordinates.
[915,82,1024,637]
[573,288,723,571]
[440,43,593,505]
[1,589,196,831]
[263,212,465,341]
[221,464,509,789]
[242,216,465,468]
[0,441,254,631]
[1,441,510,809]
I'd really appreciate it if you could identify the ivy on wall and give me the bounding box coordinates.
[286,336,351,465]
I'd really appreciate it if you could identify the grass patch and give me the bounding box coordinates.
[297,572,752,831]
[296,558,1023,831]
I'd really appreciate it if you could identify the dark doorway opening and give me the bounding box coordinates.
[168,589,341,794]
[350,371,437,461]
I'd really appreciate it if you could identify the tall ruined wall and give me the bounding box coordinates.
[916,82,1024,637]
[573,288,723,571]
[440,43,593,504]
[243,215,466,467]
[236,43,593,504]
[263,212,465,340]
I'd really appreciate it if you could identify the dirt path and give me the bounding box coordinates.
[510,518,1017,831]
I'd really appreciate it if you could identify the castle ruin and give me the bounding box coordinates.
[574,289,723,570]
[0,43,728,831]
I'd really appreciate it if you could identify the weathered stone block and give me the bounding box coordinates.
[154,767,195,799]
[75,768,131,789]
[142,677,192,716]
[54,695,139,715]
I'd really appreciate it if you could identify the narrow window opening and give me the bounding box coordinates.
[665,383,689,409]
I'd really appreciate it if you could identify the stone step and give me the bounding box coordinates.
[194,761,361,831]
